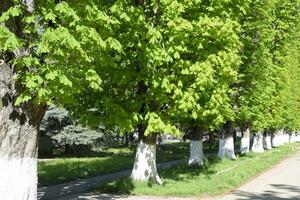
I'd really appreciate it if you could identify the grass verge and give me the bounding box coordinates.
[95,143,300,196]
[38,142,191,186]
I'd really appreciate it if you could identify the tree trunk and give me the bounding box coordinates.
[218,136,236,159]
[240,128,250,154]
[123,132,129,147]
[188,140,204,166]
[272,129,284,147]
[187,126,204,166]
[0,1,48,199]
[263,133,272,150]
[296,131,300,142]
[289,131,297,143]
[131,127,162,184]
[217,122,236,160]
[251,132,264,153]
[282,131,289,144]
[208,133,215,150]
[0,62,46,199]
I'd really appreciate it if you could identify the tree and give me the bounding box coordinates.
[268,0,300,147]
[236,0,300,153]
[70,0,245,182]
[0,1,115,198]
[235,0,277,154]
[39,105,70,156]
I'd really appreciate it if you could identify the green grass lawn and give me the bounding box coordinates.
[38,142,192,186]
[95,143,300,197]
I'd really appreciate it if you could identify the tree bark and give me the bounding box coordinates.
[263,132,272,150]
[188,140,204,166]
[0,61,46,199]
[296,131,300,142]
[188,126,204,166]
[217,122,236,160]
[289,131,297,143]
[282,130,289,144]
[272,129,284,147]
[0,2,47,199]
[131,131,162,184]
[251,132,264,153]
[240,128,250,154]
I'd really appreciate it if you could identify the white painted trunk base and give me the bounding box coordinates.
[282,133,290,144]
[295,132,300,142]
[236,128,242,137]
[131,141,162,184]
[218,136,236,160]
[240,128,250,154]
[188,140,204,166]
[289,132,297,143]
[272,130,284,147]
[251,132,264,153]
[0,158,37,200]
[263,135,272,150]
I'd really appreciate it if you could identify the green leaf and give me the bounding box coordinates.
[15,94,31,106]
[0,5,22,22]
[59,75,72,87]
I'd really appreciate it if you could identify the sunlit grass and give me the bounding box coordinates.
[95,143,300,196]
[38,142,191,186]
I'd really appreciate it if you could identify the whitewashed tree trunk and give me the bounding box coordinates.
[263,134,272,150]
[218,136,236,160]
[272,134,280,147]
[188,140,203,166]
[0,60,46,200]
[236,128,242,137]
[0,1,46,197]
[289,132,297,143]
[240,128,250,154]
[0,158,37,200]
[272,130,284,147]
[295,131,300,142]
[282,131,290,144]
[251,132,264,153]
[131,136,162,184]
[279,129,286,145]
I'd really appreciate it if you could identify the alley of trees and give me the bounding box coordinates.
[1,0,300,199]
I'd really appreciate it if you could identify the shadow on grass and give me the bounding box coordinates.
[38,142,191,186]
[96,156,222,195]
[160,156,222,181]
[97,178,135,194]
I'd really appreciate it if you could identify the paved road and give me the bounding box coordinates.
[219,150,300,200]
[57,150,300,200]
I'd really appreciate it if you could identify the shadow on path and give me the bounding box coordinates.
[230,184,300,200]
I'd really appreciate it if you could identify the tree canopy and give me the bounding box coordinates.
[2,0,300,136]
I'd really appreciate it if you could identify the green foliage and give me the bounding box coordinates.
[69,0,245,137]
[236,0,300,132]
[0,0,119,106]
[40,105,117,155]
[2,0,300,137]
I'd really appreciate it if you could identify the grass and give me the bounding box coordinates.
[38,142,192,186]
[95,143,300,197]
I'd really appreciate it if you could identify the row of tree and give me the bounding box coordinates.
[1,0,300,199]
